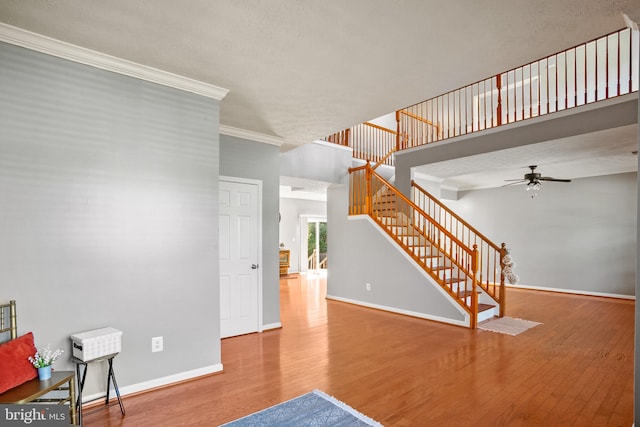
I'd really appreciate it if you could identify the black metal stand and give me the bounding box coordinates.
[73,353,125,425]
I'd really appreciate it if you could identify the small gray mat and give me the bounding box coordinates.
[479,316,542,336]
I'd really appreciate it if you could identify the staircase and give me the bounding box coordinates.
[324,26,640,328]
[349,161,506,328]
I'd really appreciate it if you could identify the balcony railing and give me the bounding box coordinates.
[398,27,639,149]
[324,122,397,166]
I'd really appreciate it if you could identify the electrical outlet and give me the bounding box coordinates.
[366,283,371,291]
[152,336,163,352]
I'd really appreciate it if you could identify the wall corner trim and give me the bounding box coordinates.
[220,125,284,146]
[0,23,229,100]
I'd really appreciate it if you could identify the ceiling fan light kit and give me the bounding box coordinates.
[504,165,571,198]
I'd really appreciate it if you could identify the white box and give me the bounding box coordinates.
[71,327,122,361]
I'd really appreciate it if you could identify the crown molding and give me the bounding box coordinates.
[0,23,229,100]
[219,125,284,146]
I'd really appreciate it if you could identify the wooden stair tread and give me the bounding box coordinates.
[406,242,432,247]
[478,303,495,312]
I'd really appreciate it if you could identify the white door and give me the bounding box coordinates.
[219,179,260,338]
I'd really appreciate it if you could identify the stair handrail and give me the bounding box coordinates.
[370,147,396,170]
[395,110,440,150]
[349,165,475,255]
[411,180,506,316]
[412,181,502,252]
[349,163,481,326]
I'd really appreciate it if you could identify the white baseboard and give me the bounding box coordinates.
[508,283,635,300]
[347,215,469,319]
[81,363,223,404]
[326,294,469,328]
[262,322,282,331]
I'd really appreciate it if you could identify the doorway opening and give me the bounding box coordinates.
[307,218,327,275]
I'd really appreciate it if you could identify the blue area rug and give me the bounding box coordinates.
[220,389,383,426]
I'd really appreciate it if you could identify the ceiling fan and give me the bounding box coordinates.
[504,165,571,197]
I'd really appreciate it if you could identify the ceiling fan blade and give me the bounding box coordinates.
[503,167,571,189]
[539,177,571,182]
[501,180,527,187]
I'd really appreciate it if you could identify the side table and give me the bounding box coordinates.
[72,353,125,425]
[0,371,77,425]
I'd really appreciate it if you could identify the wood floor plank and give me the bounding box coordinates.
[82,276,634,426]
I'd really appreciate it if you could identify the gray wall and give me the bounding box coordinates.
[395,95,638,196]
[279,198,327,273]
[327,185,465,323]
[220,135,280,327]
[0,42,221,394]
[280,141,351,185]
[445,172,637,296]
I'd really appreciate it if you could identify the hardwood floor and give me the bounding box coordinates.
[84,274,634,426]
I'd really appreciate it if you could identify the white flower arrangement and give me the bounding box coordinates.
[501,252,520,285]
[28,345,64,368]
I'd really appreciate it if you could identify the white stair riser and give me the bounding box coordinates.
[477,306,497,323]
[453,283,470,296]
[413,246,436,258]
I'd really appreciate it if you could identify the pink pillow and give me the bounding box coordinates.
[0,332,37,394]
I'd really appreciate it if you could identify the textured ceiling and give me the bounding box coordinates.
[0,1,639,190]
[415,125,638,190]
[1,0,638,148]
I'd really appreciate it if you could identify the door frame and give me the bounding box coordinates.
[220,175,263,333]
[299,214,327,274]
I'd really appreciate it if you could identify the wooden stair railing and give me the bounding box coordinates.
[326,28,637,153]
[395,110,441,150]
[412,181,507,316]
[325,128,350,146]
[349,163,482,328]
[396,27,638,150]
[324,122,397,166]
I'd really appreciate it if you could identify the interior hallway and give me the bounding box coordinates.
[83,274,634,426]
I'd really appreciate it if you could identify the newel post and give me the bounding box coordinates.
[499,243,507,317]
[365,162,372,215]
[471,244,479,329]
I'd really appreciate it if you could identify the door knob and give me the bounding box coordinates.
[251,264,259,269]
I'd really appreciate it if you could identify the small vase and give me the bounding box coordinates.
[38,365,52,380]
